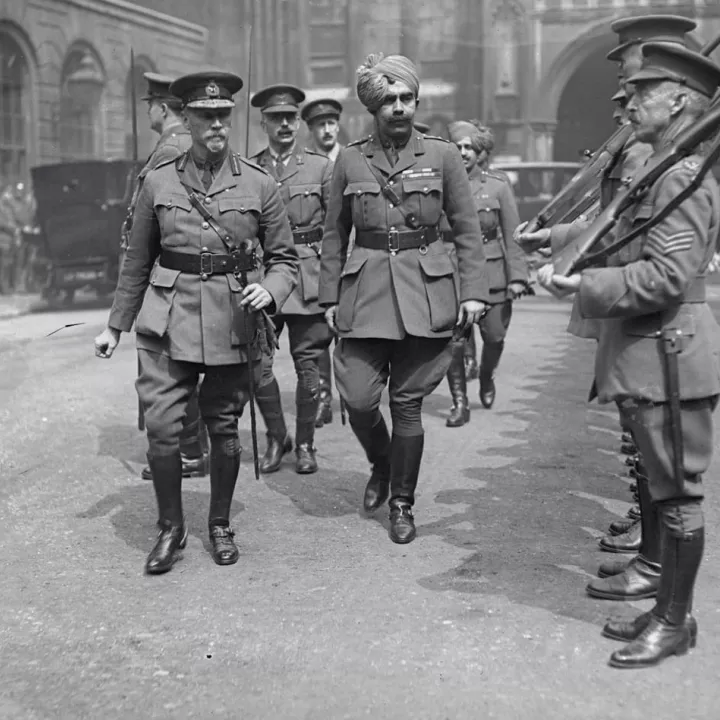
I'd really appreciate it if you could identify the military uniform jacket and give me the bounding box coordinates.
[469,166,527,301]
[250,147,332,315]
[108,151,299,365]
[319,131,488,340]
[573,155,720,404]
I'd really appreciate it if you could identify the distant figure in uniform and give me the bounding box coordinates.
[447,120,528,420]
[301,98,345,429]
[320,53,488,544]
[250,85,333,475]
[538,44,720,669]
[122,73,208,483]
[95,70,298,575]
[0,183,18,294]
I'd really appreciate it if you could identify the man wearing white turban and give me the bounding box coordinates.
[319,53,489,544]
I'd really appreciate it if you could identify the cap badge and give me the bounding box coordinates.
[206,81,220,98]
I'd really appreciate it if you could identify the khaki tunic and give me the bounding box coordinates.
[319,131,488,340]
[109,151,299,365]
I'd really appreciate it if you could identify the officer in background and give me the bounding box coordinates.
[539,44,720,669]
[320,54,488,544]
[301,98,344,428]
[447,120,528,419]
[95,70,298,575]
[122,73,208,483]
[250,85,333,474]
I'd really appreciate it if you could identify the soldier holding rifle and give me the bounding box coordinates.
[94,70,298,575]
[538,44,720,669]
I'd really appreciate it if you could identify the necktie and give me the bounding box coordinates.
[275,157,285,178]
[202,161,214,191]
[385,144,399,167]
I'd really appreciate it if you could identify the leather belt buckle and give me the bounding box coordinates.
[200,252,212,281]
[388,229,400,255]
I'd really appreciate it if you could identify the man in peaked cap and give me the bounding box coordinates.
[301,98,345,429]
[249,84,334,475]
[319,53,488,544]
[123,72,210,484]
[538,43,720,669]
[95,69,298,575]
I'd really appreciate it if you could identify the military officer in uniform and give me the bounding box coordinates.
[538,43,720,668]
[94,70,298,574]
[250,85,333,474]
[320,54,488,544]
[122,72,209,483]
[519,14,697,603]
[301,98,345,428]
[447,120,528,420]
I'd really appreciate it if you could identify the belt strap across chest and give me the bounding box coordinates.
[355,227,439,252]
[159,249,255,279]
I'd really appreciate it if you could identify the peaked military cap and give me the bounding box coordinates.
[251,84,306,114]
[627,42,720,98]
[413,122,430,133]
[611,87,627,103]
[301,98,342,124]
[169,70,243,109]
[607,14,696,61]
[140,72,180,104]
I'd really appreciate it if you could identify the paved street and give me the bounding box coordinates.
[2,292,720,719]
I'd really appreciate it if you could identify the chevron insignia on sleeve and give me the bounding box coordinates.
[648,229,694,255]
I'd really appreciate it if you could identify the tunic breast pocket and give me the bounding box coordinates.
[154,194,192,246]
[402,178,443,225]
[476,198,500,234]
[614,201,653,265]
[218,196,261,243]
[418,250,457,332]
[343,181,381,228]
[135,264,181,338]
[288,183,323,227]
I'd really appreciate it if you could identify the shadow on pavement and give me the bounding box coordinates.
[417,335,636,626]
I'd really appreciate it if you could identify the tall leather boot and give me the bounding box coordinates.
[446,342,470,428]
[479,341,504,409]
[145,452,187,575]
[589,471,661,599]
[350,411,391,513]
[464,332,478,381]
[256,378,292,474]
[609,515,703,669]
[388,434,424,544]
[315,348,333,428]
[207,436,241,566]
[295,388,319,475]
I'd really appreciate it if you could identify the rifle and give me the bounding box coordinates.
[554,99,720,276]
[128,48,145,433]
[524,32,720,237]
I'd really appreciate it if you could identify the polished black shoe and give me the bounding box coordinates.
[208,525,239,565]
[260,434,293,474]
[624,454,639,467]
[598,556,631,578]
[620,442,637,455]
[295,443,318,474]
[446,399,470,427]
[142,453,208,481]
[145,524,188,575]
[627,504,641,520]
[464,357,479,381]
[608,615,693,669]
[599,519,641,553]
[607,518,636,537]
[363,467,390,513]
[479,376,496,409]
[587,557,660,600]
[389,501,417,544]
[621,432,633,444]
[603,611,697,647]
[314,397,333,428]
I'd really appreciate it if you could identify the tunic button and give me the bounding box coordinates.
[357,190,363,196]
[423,187,429,192]
[204,197,212,204]
[202,246,209,252]
[277,182,282,187]
[389,203,394,209]
[240,206,245,212]
[304,190,310,196]
[202,222,209,229]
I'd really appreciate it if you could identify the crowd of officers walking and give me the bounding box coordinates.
[93,12,720,671]
[0,181,37,295]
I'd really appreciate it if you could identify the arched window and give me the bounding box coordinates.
[125,56,157,160]
[58,47,105,161]
[0,30,31,183]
